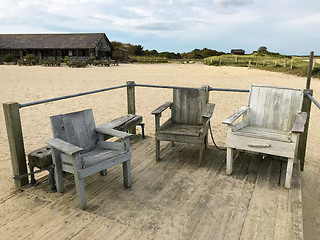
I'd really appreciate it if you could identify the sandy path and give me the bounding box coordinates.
[0,63,319,239]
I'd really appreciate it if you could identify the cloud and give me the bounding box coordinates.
[214,0,254,8]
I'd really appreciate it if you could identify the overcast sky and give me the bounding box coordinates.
[1,0,319,55]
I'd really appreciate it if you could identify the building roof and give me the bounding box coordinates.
[0,33,110,50]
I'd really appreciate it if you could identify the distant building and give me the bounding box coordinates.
[0,33,113,60]
[112,48,129,62]
[231,49,245,55]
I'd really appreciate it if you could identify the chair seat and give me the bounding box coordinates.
[158,123,203,137]
[233,125,292,142]
[81,148,127,168]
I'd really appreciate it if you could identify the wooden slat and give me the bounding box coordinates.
[222,106,248,124]
[151,102,173,115]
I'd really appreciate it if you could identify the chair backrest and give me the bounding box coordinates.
[248,85,303,131]
[172,86,209,125]
[50,109,97,153]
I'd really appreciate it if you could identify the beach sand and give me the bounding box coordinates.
[0,63,319,239]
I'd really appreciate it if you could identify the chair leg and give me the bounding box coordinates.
[226,147,233,175]
[285,158,294,189]
[198,142,205,167]
[100,169,107,176]
[171,141,175,147]
[29,162,37,186]
[51,149,65,193]
[156,139,160,161]
[48,167,57,192]
[74,173,87,210]
[123,160,132,188]
[205,134,208,150]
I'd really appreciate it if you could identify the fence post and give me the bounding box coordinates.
[306,51,314,89]
[298,89,313,171]
[3,102,28,189]
[126,81,136,134]
[248,60,251,68]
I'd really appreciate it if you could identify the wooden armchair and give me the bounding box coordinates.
[151,86,215,166]
[46,109,132,209]
[223,85,307,188]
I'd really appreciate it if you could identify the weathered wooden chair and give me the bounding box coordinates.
[151,86,215,166]
[223,85,307,188]
[46,109,132,209]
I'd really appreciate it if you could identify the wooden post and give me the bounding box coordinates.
[284,59,287,68]
[3,102,28,189]
[298,89,313,171]
[248,60,251,68]
[306,51,314,89]
[290,59,294,69]
[126,81,136,134]
[219,58,222,66]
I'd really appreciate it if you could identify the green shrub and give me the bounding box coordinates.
[3,54,14,62]
[25,54,38,62]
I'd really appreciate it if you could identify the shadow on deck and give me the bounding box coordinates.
[0,136,303,240]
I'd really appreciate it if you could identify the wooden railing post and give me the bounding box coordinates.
[3,102,28,189]
[126,81,136,134]
[298,89,313,171]
[306,51,314,89]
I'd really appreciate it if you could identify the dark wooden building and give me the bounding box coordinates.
[231,49,245,55]
[0,33,113,60]
[112,48,129,62]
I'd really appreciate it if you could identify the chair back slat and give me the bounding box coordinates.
[172,86,209,125]
[248,85,303,131]
[50,109,97,153]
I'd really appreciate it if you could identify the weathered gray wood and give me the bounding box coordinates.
[0,138,304,239]
[126,81,136,134]
[152,86,214,165]
[298,89,313,170]
[96,114,142,139]
[3,102,28,189]
[50,109,97,153]
[222,106,249,125]
[306,51,314,89]
[122,160,132,188]
[151,101,173,115]
[202,103,215,118]
[95,126,132,139]
[46,138,83,156]
[48,109,133,209]
[225,85,305,188]
[291,112,307,133]
[51,147,65,192]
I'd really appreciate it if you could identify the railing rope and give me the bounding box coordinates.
[306,92,320,109]
[19,84,127,108]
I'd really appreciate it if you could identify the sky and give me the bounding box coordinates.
[0,0,320,55]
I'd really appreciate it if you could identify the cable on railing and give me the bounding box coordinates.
[306,92,320,109]
[19,84,127,108]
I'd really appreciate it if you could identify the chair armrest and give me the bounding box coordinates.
[46,138,83,156]
[95,127,132,139]
[151,102,173,115]
[202,103,215,118]
[222,106,249,125]
[291,112,308,133]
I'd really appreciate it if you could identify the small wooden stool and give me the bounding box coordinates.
[28,146,56,192]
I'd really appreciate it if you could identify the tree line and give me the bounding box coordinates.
[111,41,225,59]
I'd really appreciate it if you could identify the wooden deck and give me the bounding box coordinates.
[0,137,303,240]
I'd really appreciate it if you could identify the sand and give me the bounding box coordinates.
[0,63,319,239]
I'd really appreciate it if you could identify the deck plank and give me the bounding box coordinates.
[0,137,303,240]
